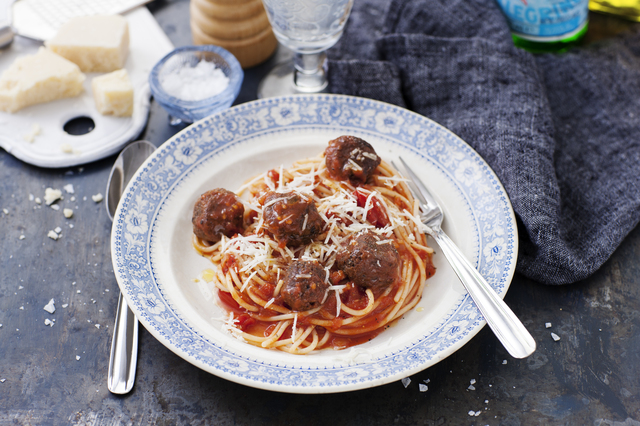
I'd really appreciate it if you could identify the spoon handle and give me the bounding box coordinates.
[107,292,139,394]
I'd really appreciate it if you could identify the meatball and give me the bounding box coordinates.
[262,191,324,247]
[336,229,401,292]
[281,259,329,311]
[192,188,245,242]
[325,135,381,184]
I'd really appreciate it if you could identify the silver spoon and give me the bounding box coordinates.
[106,140,156,394]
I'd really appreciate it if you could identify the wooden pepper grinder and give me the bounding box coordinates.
[190,0,278,68]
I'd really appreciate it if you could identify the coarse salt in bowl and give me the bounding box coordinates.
[149,45,243,123]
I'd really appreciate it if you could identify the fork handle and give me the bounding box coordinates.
[430,227,536,359]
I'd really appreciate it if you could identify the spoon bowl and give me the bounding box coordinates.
[106,140,157,220]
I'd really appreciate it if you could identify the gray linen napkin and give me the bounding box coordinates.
[328,0,640,285]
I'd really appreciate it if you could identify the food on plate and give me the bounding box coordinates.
[325,135,381,184]
[0,47,85,113]
[193,188,245,242]
[192,136,436,354]
[92,69,134,117]
[261,191,324,247]
[46,15,130,73]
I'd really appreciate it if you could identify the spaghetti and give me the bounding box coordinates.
[192,136,436,354]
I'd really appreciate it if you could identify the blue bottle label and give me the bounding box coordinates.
[496,0,589,40]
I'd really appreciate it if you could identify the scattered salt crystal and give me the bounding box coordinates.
[29,194,34,201]
[63,208,74,218]
[62,304,68,308]
[50,204,60,211]
[468,385,476,391]
[43,299,55,314]
[401,377,411,388]
[474,411,481,417]
[44,319,53,327]
[2,208,8,214]
[92,193,103,203]
[545,322,552,328]
[0,379,5,383]
[76,355,81,361]
[70,196,76,202]
[19,306,24,310]
[95,324,100,329]
[47,230,59,240]
[468,411,475,416]
[470,379,476,384]
[19,235,25,240]
[424,379,430,384]
[44,188,62,205]
[160,59,230,101]
[54,227,62,234]
[551,332,561,341]
[502,359,508,365]
[63,184,74,194]
[35,197,41,204]
[419,384,428,392]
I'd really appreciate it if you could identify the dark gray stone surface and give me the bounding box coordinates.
[0,1,638,424]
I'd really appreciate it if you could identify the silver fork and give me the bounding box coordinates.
[395,157,536,359]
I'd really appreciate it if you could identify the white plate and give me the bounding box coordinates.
[111,94,518,394]
[0,7,173,168]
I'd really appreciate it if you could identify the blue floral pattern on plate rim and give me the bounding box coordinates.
[111,94,518,394]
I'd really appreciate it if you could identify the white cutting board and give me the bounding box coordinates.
[0,7,174,168]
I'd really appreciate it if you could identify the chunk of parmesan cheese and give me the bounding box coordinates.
[46,15,129,73]
[92,69,133,117]
[0,48,85,113]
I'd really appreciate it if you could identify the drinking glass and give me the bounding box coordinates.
[257,0,354,98]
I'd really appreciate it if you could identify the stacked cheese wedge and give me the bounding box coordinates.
[190,0,278,68]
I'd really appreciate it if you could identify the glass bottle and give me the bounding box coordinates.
[496,0,590,52]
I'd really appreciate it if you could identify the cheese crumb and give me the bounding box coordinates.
[60,143,73,154]
[551,332,561,341]
[50,204,60,211]
[47,230,59,240]
[92,193,103,203]
[22,123,41,143]
[43,298,56,314]
[44,188,62,205]
[63,208,74,218]
[54,227,62,234]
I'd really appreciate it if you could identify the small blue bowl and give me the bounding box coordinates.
[149,45,243,124]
